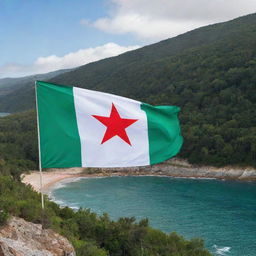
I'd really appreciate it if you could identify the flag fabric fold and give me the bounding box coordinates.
[36,81,183,168]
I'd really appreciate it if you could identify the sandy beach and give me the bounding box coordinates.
[21,168,166,193]
[22,168,86,193]
[22,168,138,193]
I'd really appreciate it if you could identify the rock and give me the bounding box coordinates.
[0,217,75,256]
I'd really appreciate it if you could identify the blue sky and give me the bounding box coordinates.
[0,0,255,78]
[0,0,134,64]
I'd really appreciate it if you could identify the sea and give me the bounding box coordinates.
[0,112,10,117]
[50,176,256,256]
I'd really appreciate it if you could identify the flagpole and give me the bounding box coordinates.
[35,81,45,209]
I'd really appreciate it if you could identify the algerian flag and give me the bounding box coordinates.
[36,81,183,168]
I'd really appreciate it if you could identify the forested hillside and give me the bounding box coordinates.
[1,13,256,167]
[0,110,37,179]
[0,69,71,111]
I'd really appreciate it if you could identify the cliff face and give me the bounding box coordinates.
[99,159,256,181]
[143,164,256,181]
[0,217,75,256]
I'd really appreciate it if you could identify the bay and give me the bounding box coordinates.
[50,176,256,256]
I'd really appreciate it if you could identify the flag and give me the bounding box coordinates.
[36,81,183,168]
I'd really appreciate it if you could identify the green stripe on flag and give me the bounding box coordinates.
[36,81,82,168]
[141,103,183,165]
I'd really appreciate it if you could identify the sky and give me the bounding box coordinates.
[0,0,255,78]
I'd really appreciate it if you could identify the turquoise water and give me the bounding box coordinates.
[51,176,256,256]
[0,112,9,117]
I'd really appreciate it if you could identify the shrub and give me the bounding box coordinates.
[0,209,9,226]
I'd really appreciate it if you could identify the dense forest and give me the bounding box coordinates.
[0,13,256,167]
[0,111,37,179]
[0,69,71,111]
[0,112,211,256]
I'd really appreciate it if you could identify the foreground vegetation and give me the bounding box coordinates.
[0,176,211,256]
[0,113,212,255]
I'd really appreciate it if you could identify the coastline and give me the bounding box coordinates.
[22,159,256,194]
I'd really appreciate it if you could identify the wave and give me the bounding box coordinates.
[172,176,217,180]
[49,197,66,206]
[212,245,231,255]
[48,192,80,210]
[70,206,79,210]
[48,176,90,192]
[51,176,110,189]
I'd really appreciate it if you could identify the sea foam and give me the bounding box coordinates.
[212,245,231,255]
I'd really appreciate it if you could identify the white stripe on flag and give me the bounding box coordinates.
[73,87,150,167]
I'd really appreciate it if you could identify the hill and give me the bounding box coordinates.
[0,69,71,111]
[0,13,256,167]
[1,14,255,113]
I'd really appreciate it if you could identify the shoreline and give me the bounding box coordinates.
[22,160,256,194]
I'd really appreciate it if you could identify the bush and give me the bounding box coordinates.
[77,242,108,256]
[0,209,9,226]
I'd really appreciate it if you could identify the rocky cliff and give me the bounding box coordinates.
[0,217,75,256]
[99,158,256,181]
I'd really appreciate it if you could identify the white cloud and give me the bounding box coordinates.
[93,14,204,40]
[0,43,139,78]
[86,0,256,41]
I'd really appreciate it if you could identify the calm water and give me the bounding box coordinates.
[51,176,256,256]
[0,112,9,117]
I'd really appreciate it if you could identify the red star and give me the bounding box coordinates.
[92,103,138,145]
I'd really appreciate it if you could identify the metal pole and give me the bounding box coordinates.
[35,81,44,209]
